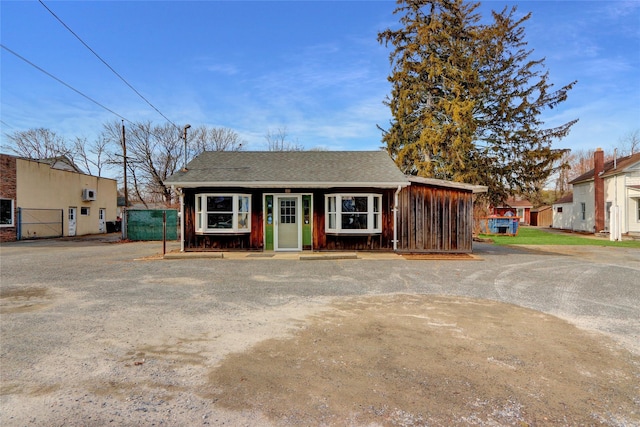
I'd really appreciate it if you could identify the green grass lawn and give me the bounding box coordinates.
[480,226,640,248]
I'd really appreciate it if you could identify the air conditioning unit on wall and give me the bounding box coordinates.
[82,188,97,201]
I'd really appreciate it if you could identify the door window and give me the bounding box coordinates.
[280,199,296,224]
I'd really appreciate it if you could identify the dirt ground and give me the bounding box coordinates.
[1,239,639,426]
[206,294,639,426]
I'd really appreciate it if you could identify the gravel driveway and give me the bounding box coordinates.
[1,237,639,425]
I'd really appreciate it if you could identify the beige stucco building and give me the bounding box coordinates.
[1,154,118,242]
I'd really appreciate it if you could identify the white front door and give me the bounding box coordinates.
[68,207,77,237]
[98,208,106,233]
[275,195,301,251]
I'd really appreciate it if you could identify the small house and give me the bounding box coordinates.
[491,198,533,224]
[164,151,486,253]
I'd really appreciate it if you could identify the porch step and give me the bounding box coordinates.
[299,252,358,261]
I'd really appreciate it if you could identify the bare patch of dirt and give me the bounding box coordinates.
[207,295,640,426]
[0,286,53,313]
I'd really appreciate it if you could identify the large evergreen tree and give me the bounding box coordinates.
[378,0,577,204]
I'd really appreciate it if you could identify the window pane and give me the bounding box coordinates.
[207,196,232,212]
[374,213,379,230]
[342,213,367,229]
[238,196,249,213]
[238,213,249,229]
[280,200,296,224]
[342,196,368,213]
[328,196,336,213]
[208,213,233,228]
[373,196,380,212]
[328,213,336,229]
[0,199,12,225]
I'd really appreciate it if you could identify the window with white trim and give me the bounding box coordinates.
[195,194,251,233]
[1,198,14,227]
[325,194,381,234]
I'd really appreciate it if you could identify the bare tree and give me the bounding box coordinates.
[617,129,639,156]
[73,135,111,177]
[4,128,73,160]
[125,121,181,205]
[102,120,246,206]
[190,126,244,158]
[552,150,573,196]
[265,127,303,151]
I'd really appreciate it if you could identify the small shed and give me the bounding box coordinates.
[396,177,487,253]
[531,205,552,227]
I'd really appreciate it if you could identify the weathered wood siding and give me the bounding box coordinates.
[531,207,552,227]
[397,184,474,253]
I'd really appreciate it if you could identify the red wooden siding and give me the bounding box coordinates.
[182,188,396,251]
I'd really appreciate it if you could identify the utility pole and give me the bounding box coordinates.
[122,120,128,208]
[121,120,128,240]
[183,124,191,171]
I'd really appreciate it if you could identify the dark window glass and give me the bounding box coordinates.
[207,196,232,212]
[0,199,12,225]
[207,213,233,228]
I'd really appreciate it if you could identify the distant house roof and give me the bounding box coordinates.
[164,150,409,189]
[532,205,552,213]
[569,152,640,184]
[407,176,487,193]
[495,198,533,208]
[554,193,573,204]
[37,155,84,174]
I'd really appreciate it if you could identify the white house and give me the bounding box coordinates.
[568,149,640,239]
[552,193,573,230]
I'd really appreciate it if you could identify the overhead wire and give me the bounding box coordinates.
[1,44,180,142]
[1,44,130,124]
[37,0,182,132]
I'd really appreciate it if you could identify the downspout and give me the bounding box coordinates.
[174,186,185,252]
[393,185,402,251]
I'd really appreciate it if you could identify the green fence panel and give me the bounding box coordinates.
[127,209,178,241]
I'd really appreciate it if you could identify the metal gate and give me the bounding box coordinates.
[17,208,63,240]
[126,209,178,241]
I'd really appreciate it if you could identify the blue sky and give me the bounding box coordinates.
[1,1,639,159]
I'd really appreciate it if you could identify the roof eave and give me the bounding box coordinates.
[407,176,488,193]
[165,181,410,189]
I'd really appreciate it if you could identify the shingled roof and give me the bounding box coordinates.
[164,150,409,189]
[569,152,640,184]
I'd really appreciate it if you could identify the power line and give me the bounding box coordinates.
[2,44,186,144]
[38,0,181,131]
[1,44,130,124]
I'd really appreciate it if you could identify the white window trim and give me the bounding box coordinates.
[325,193,382,234]
[196,193,251,234]
[0,198,14,227]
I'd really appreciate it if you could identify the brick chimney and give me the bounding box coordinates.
[594,148,605,232]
